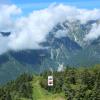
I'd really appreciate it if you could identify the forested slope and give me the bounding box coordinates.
[0,65,100,100]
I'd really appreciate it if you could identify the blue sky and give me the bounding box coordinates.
[13,0,100,9]
[1,0,100,9]
[1,0,100,15]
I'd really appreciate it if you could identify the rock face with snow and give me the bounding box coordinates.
[0,20,100,84]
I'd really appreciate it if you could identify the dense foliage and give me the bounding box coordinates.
[40,65,100,100]
[0,73,33,100]
[0,65,100,100]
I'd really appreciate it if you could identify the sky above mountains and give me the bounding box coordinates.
[0,1,100,54]
[1,0,100,9]
[1,0,100,16]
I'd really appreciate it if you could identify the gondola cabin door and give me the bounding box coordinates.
[48,76,53,86]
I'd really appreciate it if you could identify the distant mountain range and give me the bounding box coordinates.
[0,20,100,84]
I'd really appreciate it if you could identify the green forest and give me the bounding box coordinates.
[0,64,100,100]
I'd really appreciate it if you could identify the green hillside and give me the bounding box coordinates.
[0,65,100,100]
[32,77,65,100]
[0,74,65,100]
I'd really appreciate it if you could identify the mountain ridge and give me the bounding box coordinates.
[0,19,100,84]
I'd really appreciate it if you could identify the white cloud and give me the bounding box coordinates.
[0,4,100,54]
[0,4,21,31]
[7,4,79,51]
[84,23,100,41]
[77,9,100,23]
[0,35,9,54]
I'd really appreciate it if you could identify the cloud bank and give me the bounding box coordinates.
[84,23,100,41]
[0,4,100,54]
